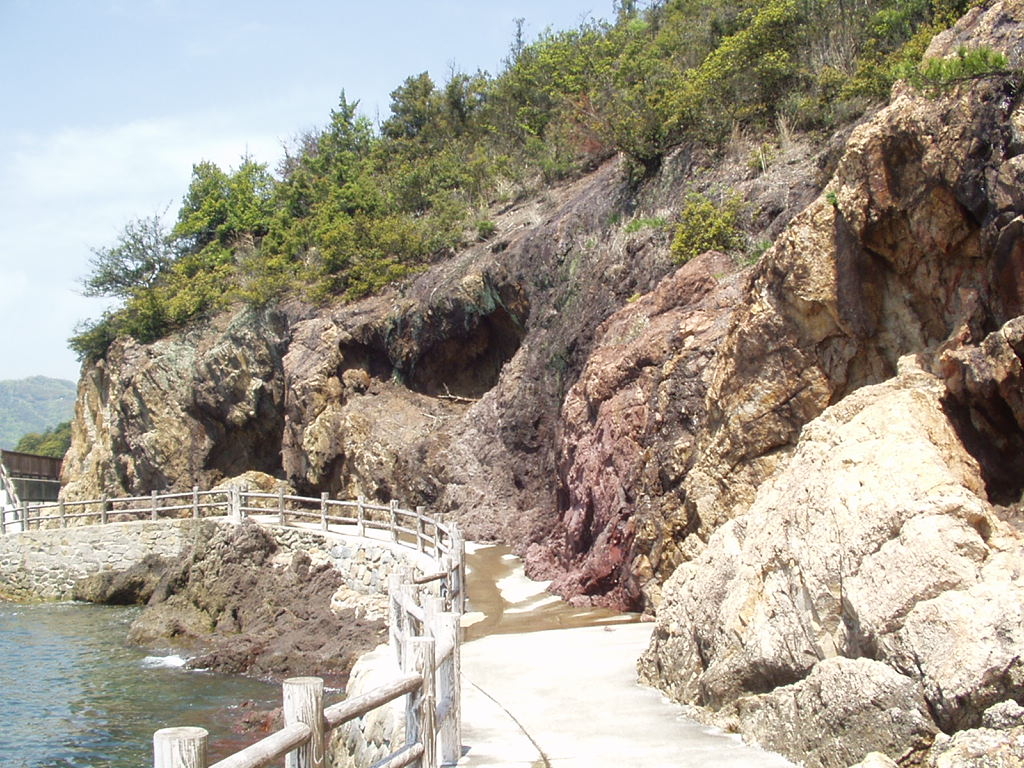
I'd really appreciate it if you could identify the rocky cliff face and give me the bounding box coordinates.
[63,134,818,558]
[632,3,1024,766]
[61,3,1024,764]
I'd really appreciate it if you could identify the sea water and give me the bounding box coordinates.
[0,601,280,768]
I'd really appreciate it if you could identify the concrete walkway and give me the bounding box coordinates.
[457,546,794,768]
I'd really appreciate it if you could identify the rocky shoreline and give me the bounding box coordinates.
[75,520,386,686]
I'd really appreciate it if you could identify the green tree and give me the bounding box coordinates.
[15,421,72,459]
[172,161,231,253]
[382,73,441,141]
[173,158,274,254]
[81,213,174,299]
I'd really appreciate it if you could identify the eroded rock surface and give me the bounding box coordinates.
[123,520,385,682]
[638,359,1024,766]
[62,308,289,500]
[531,250,748,608]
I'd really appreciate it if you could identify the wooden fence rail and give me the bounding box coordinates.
[154,565,462,768]
[0,486,465,768]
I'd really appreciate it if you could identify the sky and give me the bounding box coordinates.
[0,0,610,383]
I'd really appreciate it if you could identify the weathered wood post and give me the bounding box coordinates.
[388,571,404,664]
[59,498,66,528]
[320,491,329,531]
[283,677,325,768]
[390,499,399,542]
[405,637,437,768]
[228,488,241,521]
[356,495,366,537]
[20,502,28,531]
[389,565,416,666]
[416,505,426,553]
[278,486,286,526]
[434,609,462,766]
[438,554,454,607]
[449,526,466,612]
[192,486,200,518]
[0,507,5,535]
[153,725,208,768]
[400,580,419,638]
[151,489,159,521]
[100,496,108,525]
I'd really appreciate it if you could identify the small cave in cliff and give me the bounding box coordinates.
[407,306,525,399]
[942,395,1024,506]
[340,341,395,382]
[196,392,286,482]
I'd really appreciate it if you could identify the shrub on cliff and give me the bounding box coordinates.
[670,193,743,264]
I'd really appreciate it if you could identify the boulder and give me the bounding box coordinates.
[640,358,1023,761]
[736,657,937,768]
[120,520,386,682]
[925,726,1024,768]
[983,700,1024,730]
[73,553,170,605]
[848,754,899,768]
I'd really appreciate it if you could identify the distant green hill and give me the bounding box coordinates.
[0,376,77,450]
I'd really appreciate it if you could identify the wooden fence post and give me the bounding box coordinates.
[388,572,404,665]
[389,565,416,667]
[151,490,159,521]
[20,502,28,532]
[449,526,465,612]
[416,506,426,553]
[405,637,436,768]
[278,486,286,526]
[283,677,325,768]
[192,486,200,519]
[435,610,462,766]
[153,726,208,768]
[357,495,366,537]
[59,499,66,528]
[229,488,241,521]
[100,496,108,525]
[0,508,5,535]
[400,582,419,639]
[390,500,399,542]
[320,491,329,531]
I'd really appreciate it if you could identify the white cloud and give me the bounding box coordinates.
[0,112,285,380]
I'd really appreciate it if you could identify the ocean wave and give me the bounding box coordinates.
[141,653,189,669]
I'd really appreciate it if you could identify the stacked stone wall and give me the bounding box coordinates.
[0,518,433,602]
[0,519,201,600]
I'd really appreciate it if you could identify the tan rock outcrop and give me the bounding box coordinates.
[669,69,1024,576]
[639,358,1024,766]
[736,657,938,768]
[62,308,288,500]
[924,726,1024,767]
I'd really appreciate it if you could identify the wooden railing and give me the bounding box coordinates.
[0,486,466,767]
[155,570,462,768]
[2,489,463,576]
[0,457,20,510]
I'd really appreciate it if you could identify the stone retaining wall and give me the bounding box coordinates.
[0,519,200,600]
[327,643,407,768]
[0,518,434,602]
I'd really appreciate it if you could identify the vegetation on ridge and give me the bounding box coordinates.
[14,422,72,459]
[72,0,985,361]
[0,377,77,451]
